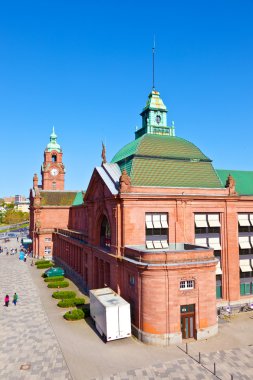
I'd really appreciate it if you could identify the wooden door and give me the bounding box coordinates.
[180,305,195,339]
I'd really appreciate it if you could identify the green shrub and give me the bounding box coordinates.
[52,291,76,299]
[44,276,65,282]
[37,263,54,269]
[35,260,51,265]
[57,298,85,308]
[64,309,84,321]
[74,298,86,305]
[47,281,69,288]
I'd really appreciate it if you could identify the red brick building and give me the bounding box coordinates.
[29,128,81,259]
[30,91,253,345]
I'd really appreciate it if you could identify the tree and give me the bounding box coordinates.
[2,209,29,224]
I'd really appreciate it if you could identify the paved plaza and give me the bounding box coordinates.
[0,238,253,379]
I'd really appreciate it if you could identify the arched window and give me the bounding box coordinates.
[100,216,111,250]
[52,154,57,162]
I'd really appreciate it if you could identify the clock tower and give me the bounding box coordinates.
[41,127,65,190]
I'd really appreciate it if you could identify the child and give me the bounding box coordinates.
[4,295,9,307]
[13,293,18,306]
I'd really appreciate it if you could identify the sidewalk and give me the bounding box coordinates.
[0,254,71,380]
[1,246,253,379]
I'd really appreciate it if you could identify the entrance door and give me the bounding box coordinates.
[180,305,195,339]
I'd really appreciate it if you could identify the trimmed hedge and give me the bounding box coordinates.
[64,309,84,321]
[52,291,76,299]
[47,281,69,288]
[57,298,85,308]
[37,263,54,269]
[35,260,51,265]
[44,276,65,282]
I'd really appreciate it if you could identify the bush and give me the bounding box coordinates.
[64,309,84,321]
[52,291,76,299]
[74,298,86,305]
[44,276,65,282]
[57,298,85,308]
[35,260,51,265]
[47,281,69,288]
[37,263,54,269]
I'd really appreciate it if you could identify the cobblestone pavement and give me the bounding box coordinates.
[93,345,253,380]
[1,241,253,380]
[0,253,72,380]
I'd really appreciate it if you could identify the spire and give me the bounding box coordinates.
[50,125,57,140]
[152,35,155,90]
[46,126,61,152]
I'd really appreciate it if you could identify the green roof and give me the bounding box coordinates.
[216,169,253,195]
[112,134,211,163]
[72,191,84,206]
[40,191,78,206]
[46,127,61,152]
[112,134,222,188]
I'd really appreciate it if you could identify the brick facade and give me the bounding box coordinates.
[29,98,253,345]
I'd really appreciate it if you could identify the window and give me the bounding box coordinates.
[216,285,222,299]
[129,275,135,286]
[240,259,252,273]
[216,274,222,299]
[180,280,194,290]
[44,246,51,255]
[195,213,221,234]
[100,216,111,250]
[52,181,56,190]
[146,213,168,249]
[238,214,253,256]
[216,260,222,275]
[52,154,57,162]
[240,283,252,295]
[195,213,221,255]
[45,237,51,242]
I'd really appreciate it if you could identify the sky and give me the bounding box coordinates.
[1,0,253,197]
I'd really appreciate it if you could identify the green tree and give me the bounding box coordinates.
[3,210,29,224]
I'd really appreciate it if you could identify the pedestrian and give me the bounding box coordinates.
[13,293,18,306]
[4,295,9,307]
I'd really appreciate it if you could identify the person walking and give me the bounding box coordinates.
[13,293,18,306]
[4,295,9,307]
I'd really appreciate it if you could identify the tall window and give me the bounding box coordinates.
[100,216,111,250]
[195,213,222,298]
[238,214,253,256]
[195,214,221,251]
[44,246,51,255]
[52,154,57,162]
[145,213,168,249]
[238,214,253,296]
[52,181,56,190]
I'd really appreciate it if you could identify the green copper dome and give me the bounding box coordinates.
[46,127,61,152]
[111,134,223,188]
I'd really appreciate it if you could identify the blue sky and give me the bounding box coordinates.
[1,0,253,197]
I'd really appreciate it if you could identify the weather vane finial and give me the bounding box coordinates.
[101,142,106,164]
[152,35,156,90]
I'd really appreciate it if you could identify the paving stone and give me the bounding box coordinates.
[0,255,72,380]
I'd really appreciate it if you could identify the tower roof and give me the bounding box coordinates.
[46,127,62,152]
[141,90,167,114]
[111,134,222,189]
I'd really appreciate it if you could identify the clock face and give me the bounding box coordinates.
[50,168,59,176]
